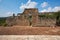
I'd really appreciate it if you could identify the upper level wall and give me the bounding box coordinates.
[23,8,39,26]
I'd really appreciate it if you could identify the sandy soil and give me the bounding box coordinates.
[0,26,60,35]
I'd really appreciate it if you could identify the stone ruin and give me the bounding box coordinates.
[6,8,56,27]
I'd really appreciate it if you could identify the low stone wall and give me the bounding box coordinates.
[35,17,56,27]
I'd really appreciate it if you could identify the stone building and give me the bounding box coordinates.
[6,8,56,27]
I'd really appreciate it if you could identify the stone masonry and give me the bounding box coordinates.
[6,8,56,27]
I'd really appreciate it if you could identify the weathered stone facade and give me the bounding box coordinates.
[6,8,56,27]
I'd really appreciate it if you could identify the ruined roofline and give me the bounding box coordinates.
[39,11,60,13]
[17,13,23,15]
[23,8,38,14]
[24,8,38,10]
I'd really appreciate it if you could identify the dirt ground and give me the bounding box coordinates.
[0,35,60,40]
[0,26,60,35]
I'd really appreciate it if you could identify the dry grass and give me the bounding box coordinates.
[0,26,60,35]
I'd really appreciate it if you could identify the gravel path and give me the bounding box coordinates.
[0,35,60,40]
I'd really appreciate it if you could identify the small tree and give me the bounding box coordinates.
[55,11,60,26]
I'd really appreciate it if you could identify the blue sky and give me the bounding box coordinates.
[0,0,60,17]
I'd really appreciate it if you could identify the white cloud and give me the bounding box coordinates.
[0,12,14,17]
[41,2,48,8]
[20,0,37,12]
[52,6,60,12]
[40,9,47,12]
[6,12,13,16]
[40,6,60,12]
[40,7,52,12]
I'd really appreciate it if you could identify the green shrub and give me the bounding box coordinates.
[0,17,7,26]
[2,23,7,26]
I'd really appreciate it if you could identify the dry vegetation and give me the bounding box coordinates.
[0,26,60,35]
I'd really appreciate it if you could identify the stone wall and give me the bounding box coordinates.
[23,8,39,26]
[36,17,56,27]
[6,8,57,27]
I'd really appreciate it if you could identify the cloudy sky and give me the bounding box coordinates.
[0,0,60,17]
